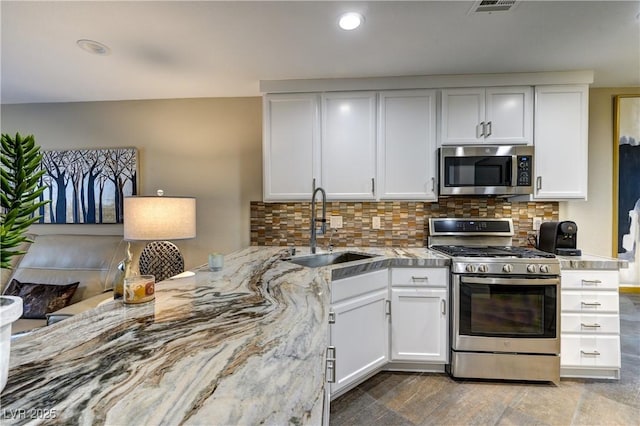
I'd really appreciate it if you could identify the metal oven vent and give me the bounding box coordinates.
[469,0,520,13]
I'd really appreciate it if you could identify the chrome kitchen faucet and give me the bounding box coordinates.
[310,187,326,254]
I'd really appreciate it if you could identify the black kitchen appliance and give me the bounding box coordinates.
[538,221,582,256]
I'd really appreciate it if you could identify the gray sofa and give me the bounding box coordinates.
[1,234,133,334]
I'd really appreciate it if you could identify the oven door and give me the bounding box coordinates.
[452,275,560,355]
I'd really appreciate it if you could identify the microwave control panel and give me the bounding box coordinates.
[516,155,532,186]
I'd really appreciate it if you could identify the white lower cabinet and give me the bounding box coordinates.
[390,287,448,362]
[560,269,620,379]
[327,266,450,398]
[329,270,389,397]
[390,268,449,363]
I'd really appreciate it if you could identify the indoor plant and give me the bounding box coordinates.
[1,133,49,269]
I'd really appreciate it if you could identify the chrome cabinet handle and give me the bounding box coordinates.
[580,350,601,356]
[476,122,485,138]
[411,276,429,282]
[536,176,542,191]
[581,302,602,307]
[371,178,375,194]
[326,359,336,383]
[441,299,446,315]
[581,323,601,328]
[327,346,336,359]
[581,279,602,286]
[485,121,492,137]
[312,178,316,191]
[328,311,335,324]
[385,300,391,316]
[326,346,336,383]
[431,177,435,192]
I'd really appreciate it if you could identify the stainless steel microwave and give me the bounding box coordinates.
[439,145,534,196]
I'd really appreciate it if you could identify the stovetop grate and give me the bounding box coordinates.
[431,245,556,259]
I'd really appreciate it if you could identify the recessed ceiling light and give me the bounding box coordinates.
[339,12,364,31]
[76,39,111,56]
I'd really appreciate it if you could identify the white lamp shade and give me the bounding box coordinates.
[124,196,196,241]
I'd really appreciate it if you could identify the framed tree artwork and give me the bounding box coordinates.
[38,147,138,224]
[613,95,640,285]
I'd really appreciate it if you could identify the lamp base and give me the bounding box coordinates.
[139,241,185,282]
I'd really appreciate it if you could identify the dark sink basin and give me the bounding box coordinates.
[286,251,378,268]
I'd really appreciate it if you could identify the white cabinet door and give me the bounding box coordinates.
[390,287,448,362]
[378,90,437,200]
[322,92,377,199]
[329,288,389,396]
[533,85,589,200]
[263,93,320,200]
[485,87,532,145]
[440,87,532,145]
[440,88,485,145]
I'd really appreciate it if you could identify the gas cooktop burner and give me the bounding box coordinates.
[431,245,556,259]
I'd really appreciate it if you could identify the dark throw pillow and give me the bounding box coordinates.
[3,279,79,319]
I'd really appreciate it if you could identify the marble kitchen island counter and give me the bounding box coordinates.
[1,246,448,425]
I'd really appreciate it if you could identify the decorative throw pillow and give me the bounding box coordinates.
[3,279,79,319]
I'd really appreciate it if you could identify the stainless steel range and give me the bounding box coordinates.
[429,218,561,385]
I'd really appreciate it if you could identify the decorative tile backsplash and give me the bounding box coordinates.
[250,198,559,248]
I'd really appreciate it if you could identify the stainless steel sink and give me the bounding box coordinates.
[285,251,378,268]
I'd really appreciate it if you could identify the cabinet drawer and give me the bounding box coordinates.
[561,335,620,368]
[561,270,619,290]
[561,313,619,334]
[331,269,388,303]
[561,291,619,313]
[391,268,448,287]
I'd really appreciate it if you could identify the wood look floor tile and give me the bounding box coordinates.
[502,380,583,425]
[421,381,524,426]
[572,389,640,425]
[358,371,417,400]
[495,406,555,426]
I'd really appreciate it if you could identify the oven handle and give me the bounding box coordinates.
[460,276,560,286]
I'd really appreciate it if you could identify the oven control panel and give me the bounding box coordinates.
[453,261,560,276]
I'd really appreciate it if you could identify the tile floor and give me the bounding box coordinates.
[330,293,640,426]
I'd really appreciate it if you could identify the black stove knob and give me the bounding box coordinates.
[527,264,537,273]
[466,264,477,273]
[502,264,513,273]
[540,264,550,274]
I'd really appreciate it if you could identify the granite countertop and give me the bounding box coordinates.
[1,246,447,425]
[556,253,629,271]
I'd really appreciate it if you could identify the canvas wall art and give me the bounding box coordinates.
[614,95,640,285]
[38,147,138,224]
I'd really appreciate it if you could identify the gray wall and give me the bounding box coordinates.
[1,97,263,269]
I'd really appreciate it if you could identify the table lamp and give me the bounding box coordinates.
[123,191,196,282]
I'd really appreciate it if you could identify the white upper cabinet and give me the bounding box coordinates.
[440,87,532,145]
[321,92,377,200]
[378,90,438,200]
[262,93,320,200]
[533,85,589,200]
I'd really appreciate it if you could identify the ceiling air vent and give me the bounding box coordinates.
[469,0,520,13]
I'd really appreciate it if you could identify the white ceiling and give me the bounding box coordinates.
[1,1,639,105]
